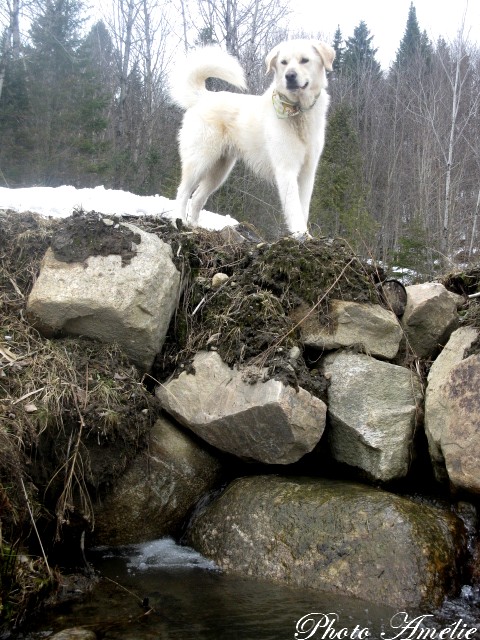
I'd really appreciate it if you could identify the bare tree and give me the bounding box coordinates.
[192,0,290,58]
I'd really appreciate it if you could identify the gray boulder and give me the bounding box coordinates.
[156,351,327,464]
[322,351,423,481]
[27,223,180,371]
[296,299,403,359]
[401,282,460,358]
[186,475,463,609]
[93,415,222,545]
[425,326,480,492]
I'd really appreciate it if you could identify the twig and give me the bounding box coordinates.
[20,478,52,577]
[11,386,46,405]
[191,276,231,317]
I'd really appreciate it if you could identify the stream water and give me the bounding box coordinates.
[19,538,480,640]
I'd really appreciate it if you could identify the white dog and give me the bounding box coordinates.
[171,40,335,236]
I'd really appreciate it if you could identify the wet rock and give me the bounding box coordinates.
[322,351,423,482]
[49,629,96,640]
[93,415,222,545]
[296,299,402,359]
[425,326,480,493]
[26,223,181,371]
[156,350,327,464]
[186,475,464,609]
[401,282,461,359]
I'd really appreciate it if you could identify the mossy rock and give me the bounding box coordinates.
[186,475,465,609]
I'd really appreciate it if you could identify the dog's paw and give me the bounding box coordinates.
[290,230,312,242]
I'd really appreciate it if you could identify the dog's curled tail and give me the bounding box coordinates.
[170,45,247,109]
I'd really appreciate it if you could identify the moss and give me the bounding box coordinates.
[442,267,480,297]
[256,236,383,307]
[152,232,385,399]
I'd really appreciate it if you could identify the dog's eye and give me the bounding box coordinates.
[280,59,288,65]
[300,57,309,64]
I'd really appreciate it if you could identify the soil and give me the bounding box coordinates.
[51,209,141,265]
[152,232,387,399]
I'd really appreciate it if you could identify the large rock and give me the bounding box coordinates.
[322,351,422,481]
[296,299,402,359]
[186,475,463,609]
[401,282,460,359]
[156,351,327,464]
[425,326,480,492]
[27,223,180,371]
[93,415,222,545]
[49,630,97,640]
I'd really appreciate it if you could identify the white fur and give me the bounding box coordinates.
[171,40,335,235]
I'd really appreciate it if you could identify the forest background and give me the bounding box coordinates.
[1,0,480,279]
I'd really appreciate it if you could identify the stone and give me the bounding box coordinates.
[296,299,402,359]
[425,326,480,493]
[156,351,327,464]
[49,629,96,640]
[26,223,181,371]
[322,351,423,482]
[186,475,464,610]
[379,279,408,317]
[93,415,222,546]
[401,282,460,359]
[211,272,229,288]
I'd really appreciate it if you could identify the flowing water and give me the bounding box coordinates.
[21,538,480,640]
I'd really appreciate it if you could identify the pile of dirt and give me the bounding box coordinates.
[51,209,141,265]
[151,231,386,398]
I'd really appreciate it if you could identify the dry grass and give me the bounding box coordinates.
[0,211,159,628]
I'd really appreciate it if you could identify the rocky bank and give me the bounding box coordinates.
[1,209,480,624]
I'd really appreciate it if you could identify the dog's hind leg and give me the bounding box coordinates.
[188,155,236,226]
[175,167,199,224]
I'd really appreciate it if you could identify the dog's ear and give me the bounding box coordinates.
[265,46,279,74]
[312,42,336,72]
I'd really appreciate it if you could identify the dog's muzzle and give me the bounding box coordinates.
[285,71,308,91]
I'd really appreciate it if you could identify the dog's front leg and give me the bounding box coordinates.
[275,172,308,236]
[298,162,317,225]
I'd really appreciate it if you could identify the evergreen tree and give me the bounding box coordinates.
[393,3,432,70]
[0,50,31,185]
[74,21,116,184]
[332,25,344,72]
[310,103,375,250]
[25,0,87,182]
[342,21,381,79]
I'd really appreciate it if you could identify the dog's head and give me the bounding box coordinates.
[266,40,335,101]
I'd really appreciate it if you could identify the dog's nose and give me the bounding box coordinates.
[285,70,297,83]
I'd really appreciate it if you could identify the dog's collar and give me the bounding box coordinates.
[272,90,321,119]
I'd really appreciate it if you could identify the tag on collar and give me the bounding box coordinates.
[272,90,321,119]
[272,90,301,118]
